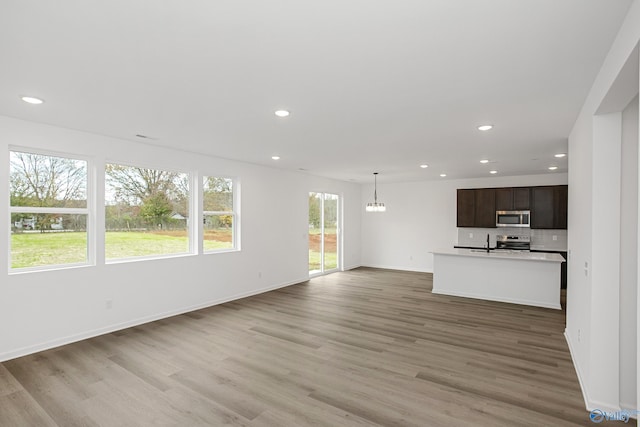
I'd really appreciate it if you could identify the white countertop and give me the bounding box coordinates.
[433,248,565,263]
[530,245,567,252]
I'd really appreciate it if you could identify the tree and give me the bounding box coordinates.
[139,193,173,228]
[105,165,189,231]
[105,164,181,205]
[10,151,87,232]
[10,151,86,207]
[308,193,321,228]
[203,177,233,211]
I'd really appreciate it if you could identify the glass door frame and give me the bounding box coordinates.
[309,192,341,277]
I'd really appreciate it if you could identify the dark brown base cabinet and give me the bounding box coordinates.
[457,185,567,229]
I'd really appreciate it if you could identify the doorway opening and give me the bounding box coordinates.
[308,192,340,276]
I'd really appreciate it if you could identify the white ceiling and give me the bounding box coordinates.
[0,0,633,183]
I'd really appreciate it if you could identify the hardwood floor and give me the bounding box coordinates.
[1,268,596,426]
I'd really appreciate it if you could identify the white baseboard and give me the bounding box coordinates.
[620,402,638,416]
[360,263,432,273]
[564,329,590,411]
[564,329,627,416]
[0,276,308,362]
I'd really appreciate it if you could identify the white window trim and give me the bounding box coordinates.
[103,162,193,263]
[202,176,239,254]
[8,148,93,273]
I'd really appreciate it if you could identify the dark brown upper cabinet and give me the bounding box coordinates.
[530,185,568,229]
[513,188,531,210]
[456,189,476,227]
[553,185,568,229]
[495,188,513,211]
[495,187,530,211]
[458,185,566,229]
[475,188,496,228]
[456,188,496,228]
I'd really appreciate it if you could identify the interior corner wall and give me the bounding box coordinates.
[359,173,567,273]
[566,0,640,413]
[0,116,362,361]
[566,108,594,405]
[620,95,638,410]
[590,112,622,408]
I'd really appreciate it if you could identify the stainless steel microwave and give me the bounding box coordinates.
[496,210,530,227]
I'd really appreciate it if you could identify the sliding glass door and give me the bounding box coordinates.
[309,192,340,275]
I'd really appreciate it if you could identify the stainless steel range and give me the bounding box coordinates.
[495,235,530,251]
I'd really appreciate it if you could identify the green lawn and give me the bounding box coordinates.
[11,232,88,268]
[308,250,337,272]
[105,232,189,259]
[308,227,338,272]
[11,230,334,271]
[10,231,232,269]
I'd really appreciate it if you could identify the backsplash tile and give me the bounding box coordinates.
[456,228,567,251]
[530,229,567,251]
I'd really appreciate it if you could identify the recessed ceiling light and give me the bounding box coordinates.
[420,164,428,169]
[271,156,280,160]
[490,170,498,174]
[477,125,493,131]
[548,166,558,170]
[275,110,290,117]
[480,159,489,164]
[440,173,447,177]
[554,153,566,158]
[21,96,44,105]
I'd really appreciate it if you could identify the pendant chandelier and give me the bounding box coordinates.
[366,172,386,212]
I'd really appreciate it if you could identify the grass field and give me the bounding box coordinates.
[11,232,88,268]
[308,250,337,272]
[11,229,337,271]
[308,228,338,272]
[10,230,234,268]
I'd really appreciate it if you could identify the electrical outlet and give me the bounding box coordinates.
[469,233,473,238]
[577,329,581,342]
[409,255,413,261]
[584,261,588,277]
[552,235,557,241]
[258,271,262,278]
[106,299,113,310]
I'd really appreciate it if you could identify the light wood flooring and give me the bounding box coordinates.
[1,268,597,426]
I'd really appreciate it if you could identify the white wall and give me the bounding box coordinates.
[590,112,622,407]
[620,96,638,409]
[0,116,362,361]
[567,0,640,413]
[360,173,567,273]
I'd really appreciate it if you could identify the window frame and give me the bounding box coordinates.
[8,147,93,273]
[202,175,239,253]
[8,147,244,271]
[103,160,193,263]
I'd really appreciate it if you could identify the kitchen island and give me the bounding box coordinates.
[431,248,565,309]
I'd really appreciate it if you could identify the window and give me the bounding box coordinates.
[9,150,89,270]
[203,176,236,252]
[105,164,190,260]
